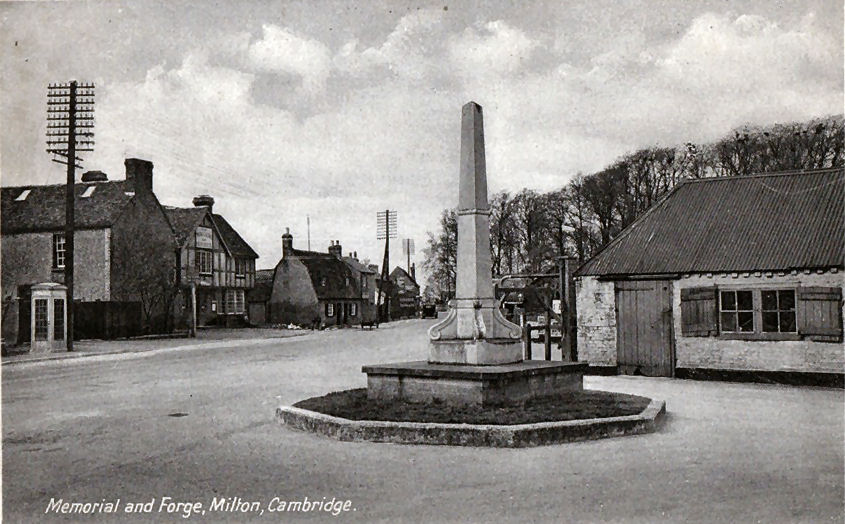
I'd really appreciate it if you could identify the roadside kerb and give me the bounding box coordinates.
[2,331,314,368]
[277,399,666,447]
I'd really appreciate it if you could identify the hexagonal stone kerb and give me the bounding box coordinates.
[362,360,587,407]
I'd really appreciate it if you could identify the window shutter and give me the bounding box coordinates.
[680,286,718,337]
[797,287,843,341]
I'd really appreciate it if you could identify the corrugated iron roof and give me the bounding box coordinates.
[576,168,844,277]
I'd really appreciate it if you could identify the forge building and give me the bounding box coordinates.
[575,168,844,385]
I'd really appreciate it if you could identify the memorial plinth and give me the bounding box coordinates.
[363,101,584,406]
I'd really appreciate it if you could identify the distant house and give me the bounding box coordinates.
[165,195,258,328]
[1,159,178,344]
[343,252,379,324]
[574,168,844,384]
[388,266,420,319]
[247,269,274,325]
[266,230,365,327]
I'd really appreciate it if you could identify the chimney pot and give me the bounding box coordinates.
[124,158,153,194]
[192,194,215,211]
[82,170,108,183]
[282,227,294,258]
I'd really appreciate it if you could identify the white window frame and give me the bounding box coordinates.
[350,303,357,316]
[53,233,66,269]
[326,303,334,317]
[719,287,797,335]
[196,249,213,275]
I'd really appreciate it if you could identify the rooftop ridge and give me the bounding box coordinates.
[680,166,844,184]
[1,179,126,191]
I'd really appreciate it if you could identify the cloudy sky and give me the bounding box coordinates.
[1,0,842,276]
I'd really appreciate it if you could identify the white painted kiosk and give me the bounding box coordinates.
[30,283,67,352]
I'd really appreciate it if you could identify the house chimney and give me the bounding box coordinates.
[192,194,214,212]
[282,227,293,258]
[81,170,108,183]
[328,240,342,258]
[125,158,153,194]
[353,251,357,259]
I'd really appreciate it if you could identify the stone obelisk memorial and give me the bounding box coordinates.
[363,102,585,406]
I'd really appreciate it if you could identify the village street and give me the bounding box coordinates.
[2,319,843,523]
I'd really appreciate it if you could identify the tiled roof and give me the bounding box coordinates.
[1,181,134,234]
[164,207,258,259]
[293,249,361,300]
[248,269,275,302]
[576,168,845,277]
[210,214,258,259]
[164,207,207,246]
[390,266,419,288]
[343,256,377,274]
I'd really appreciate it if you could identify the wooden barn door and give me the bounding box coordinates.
[615,280,675,377]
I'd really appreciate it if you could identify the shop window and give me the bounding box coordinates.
[225,289,245,314]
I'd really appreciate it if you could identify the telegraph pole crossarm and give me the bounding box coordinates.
[46,80,95,351]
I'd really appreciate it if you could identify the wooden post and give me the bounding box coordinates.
[564,257,576,361]
[190,282,197,338]
[544,321,551,360]
[523,324,531,360]
[64,81,77,351]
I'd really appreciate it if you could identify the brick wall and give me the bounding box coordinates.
[110,193,178,332]
[674,270,845,374]
[575,276,617,367]
[1,229,110,344]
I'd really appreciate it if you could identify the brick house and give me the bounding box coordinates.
[1,159,178,345]
[165,195,257,327]
[574,168,844,384]
[265,230,366,327]
[343,252,379,324]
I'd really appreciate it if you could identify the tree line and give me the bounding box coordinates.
[422,115,844,301]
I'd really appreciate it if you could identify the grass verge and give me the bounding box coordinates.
[293,388,651,425]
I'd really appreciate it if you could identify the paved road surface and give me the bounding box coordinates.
[3,319,843,523]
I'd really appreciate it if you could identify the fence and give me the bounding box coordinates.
[74,301,142,340]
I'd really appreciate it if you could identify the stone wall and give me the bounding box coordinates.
[575,276,617,367]
[674,271,845,374]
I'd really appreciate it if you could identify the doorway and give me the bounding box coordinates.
[615,280,675,377]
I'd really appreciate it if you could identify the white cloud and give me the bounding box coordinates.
[248,24,331,93]
[449,20,538,76]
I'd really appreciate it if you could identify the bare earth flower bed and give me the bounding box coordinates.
[294,388,651,425]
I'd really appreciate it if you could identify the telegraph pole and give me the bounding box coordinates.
[46,80,95,351]
[376,210,397,322]
[402,238,415,274]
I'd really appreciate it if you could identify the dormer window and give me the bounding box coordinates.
[15,189,31,201]
[81,186,96,198]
